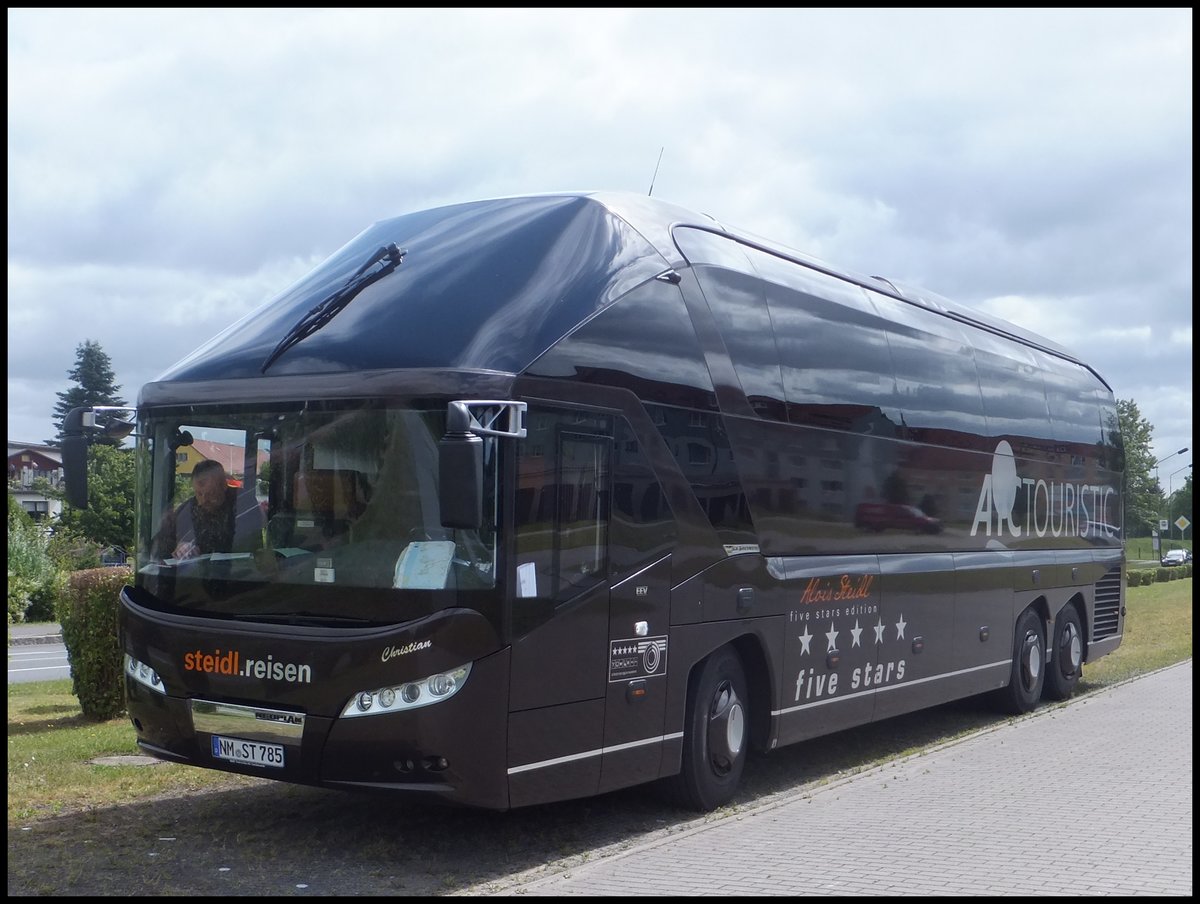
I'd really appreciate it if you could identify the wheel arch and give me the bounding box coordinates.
[728,633,772,754]
[1027,594,1051,632]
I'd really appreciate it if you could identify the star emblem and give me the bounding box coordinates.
[798,625,813,655]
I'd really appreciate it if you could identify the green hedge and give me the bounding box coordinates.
[56,566,132,721]
[1128,562,1192,586]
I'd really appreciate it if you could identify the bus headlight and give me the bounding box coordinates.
[341,663,471,718]
[124,653,166,694]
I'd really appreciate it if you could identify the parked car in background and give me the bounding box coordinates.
[854,502,942,534]
[1161,548,1188,567]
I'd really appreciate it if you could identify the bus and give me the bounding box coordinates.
[63,191,1125,812]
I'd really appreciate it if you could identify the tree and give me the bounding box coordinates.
[49,340,127,446]
[1116,398,1158,537]
[7,493,57,623]
[54,445,136,551]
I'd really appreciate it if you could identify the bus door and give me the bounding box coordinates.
[542,431,675,795]
[508,422,614,807]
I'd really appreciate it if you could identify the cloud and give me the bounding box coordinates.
[7,8,1192,464]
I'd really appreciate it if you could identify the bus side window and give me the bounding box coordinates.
[515,410,611,607]
[609,417,676,579]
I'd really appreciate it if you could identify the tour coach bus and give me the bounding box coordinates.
[64,191,1125,812]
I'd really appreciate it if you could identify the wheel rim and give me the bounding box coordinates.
[1059,620,1082,677]
[705,679,745,776]
[1020,630,1042,692]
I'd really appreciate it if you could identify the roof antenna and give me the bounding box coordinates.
[647,146,664,197]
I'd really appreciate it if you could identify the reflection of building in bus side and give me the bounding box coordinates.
[526,388,1114,548]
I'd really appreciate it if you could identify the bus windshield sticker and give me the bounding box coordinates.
[517,561,537,598]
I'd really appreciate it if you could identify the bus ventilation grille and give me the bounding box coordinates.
[1092,567,1122,639]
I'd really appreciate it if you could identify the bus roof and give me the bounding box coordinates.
[148,191,1101,394]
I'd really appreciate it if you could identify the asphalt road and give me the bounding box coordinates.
[7,623,69,684]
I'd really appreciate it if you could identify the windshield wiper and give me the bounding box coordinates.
[261,242,406,373]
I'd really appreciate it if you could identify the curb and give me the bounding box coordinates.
[9,634,63,647]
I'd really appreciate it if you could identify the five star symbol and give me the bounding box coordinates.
[825,622,839,652]
[800,615,909,653]
[798,625,813,655]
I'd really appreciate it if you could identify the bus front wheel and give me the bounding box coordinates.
[667,646,748,812]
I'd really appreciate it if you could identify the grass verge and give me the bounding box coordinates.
[7,688,263,825]
[1126,535,1192,562]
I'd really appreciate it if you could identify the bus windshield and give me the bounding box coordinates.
[134,402,499,622]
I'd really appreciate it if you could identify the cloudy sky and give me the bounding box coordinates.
[7,8,1193,478]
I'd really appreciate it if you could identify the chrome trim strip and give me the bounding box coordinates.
[507,731,684,776]
[191,699,305,742]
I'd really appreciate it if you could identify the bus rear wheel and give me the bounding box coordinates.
[991,608,1045,715]
[1043,605,1083,701]
[667,646,748,812]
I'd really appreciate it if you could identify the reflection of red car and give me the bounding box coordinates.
[855,502,942,534]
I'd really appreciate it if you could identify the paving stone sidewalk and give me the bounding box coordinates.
[486,661,1193,897]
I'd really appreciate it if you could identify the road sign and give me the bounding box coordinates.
[1175,516,1190,532]
[1159,519,1169,532]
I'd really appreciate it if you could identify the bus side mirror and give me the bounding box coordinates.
[61,407,95,509]
[62,432,90,509]
[438,433,483,529]
[437,400,525,530]
[61,405,137,510]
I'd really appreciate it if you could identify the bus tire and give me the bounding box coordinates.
[1043,604,1083,701]
[667,646,748,812]
[991,608,1045,715]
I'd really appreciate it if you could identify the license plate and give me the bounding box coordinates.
[211,735,285,768]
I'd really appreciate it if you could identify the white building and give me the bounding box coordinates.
[7,441,64,522]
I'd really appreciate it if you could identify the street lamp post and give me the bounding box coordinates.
[1154,446,1189,492]
[1153,447,1188,553]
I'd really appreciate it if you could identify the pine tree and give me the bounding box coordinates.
[49,340,127,446]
